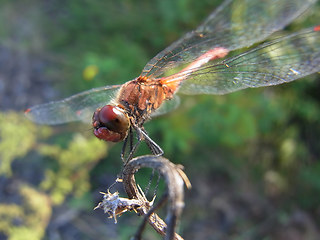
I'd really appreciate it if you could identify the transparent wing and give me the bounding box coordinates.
[151,95,180,118]
[25,85,121,125]
[141,0,316,79]
[176,27,320,95]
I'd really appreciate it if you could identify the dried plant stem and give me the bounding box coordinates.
[122,155,190,240]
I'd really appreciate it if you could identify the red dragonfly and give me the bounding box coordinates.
[26,0,320,161]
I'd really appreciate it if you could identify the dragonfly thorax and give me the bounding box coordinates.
[116,77,175,123]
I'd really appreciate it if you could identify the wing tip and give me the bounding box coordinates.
[314,25,320,32]
[24,106,47,124]
[24,108,34,120]
[24,107,38,123]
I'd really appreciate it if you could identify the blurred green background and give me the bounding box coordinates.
[0,0,320,239]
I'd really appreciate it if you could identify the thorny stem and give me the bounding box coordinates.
[122,155,191,240]
[133,192,169,240]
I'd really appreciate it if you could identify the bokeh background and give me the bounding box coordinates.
[0,0,320,239]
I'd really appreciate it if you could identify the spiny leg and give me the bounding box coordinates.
[121,126,134,163]
[121,126,164,166]
[141,129,164,156]
[123,127,144,165]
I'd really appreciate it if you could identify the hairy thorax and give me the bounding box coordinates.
[116,76,176,123]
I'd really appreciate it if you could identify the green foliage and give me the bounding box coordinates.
[0,184,51,240]
[0,112,108,238]
[296,162,320,208]
[39,133,108,205]
[1,0,320,239]
[0,112,51,176]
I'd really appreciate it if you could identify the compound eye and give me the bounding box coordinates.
[98,105,129,133]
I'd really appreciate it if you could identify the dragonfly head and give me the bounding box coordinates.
[92,105,129,142]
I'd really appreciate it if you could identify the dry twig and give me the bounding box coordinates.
[95,155,190,240]
[122,155,191,240]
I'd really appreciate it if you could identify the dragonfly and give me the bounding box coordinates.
[26,0,320,162]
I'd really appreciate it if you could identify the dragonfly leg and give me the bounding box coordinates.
[140,129,164,156]
[122,126,164,164]
[123,129,143,164]
[121,127,134,162]
[121,136,128,162]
